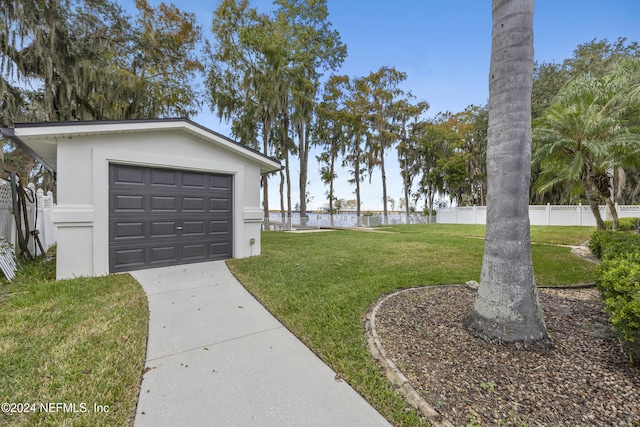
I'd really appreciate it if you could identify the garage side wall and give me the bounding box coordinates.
[51,130,264,280]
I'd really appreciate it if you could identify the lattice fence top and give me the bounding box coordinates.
[0,183,12,207]
[618,205,640,214]
[550,205,582,212]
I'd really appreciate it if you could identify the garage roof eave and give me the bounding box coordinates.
[259,159,283,175]
[6,118,282,174]
[0,127,57,175]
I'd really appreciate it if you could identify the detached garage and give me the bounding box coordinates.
[2,119,280,279]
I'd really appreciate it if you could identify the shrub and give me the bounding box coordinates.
[604,217,640,232]
[588,230,640,260]
[588,230,609,259]
[595,251,640,362]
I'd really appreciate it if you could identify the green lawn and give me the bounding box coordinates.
[227,224,597,426]
[0,256,148,427]
[0,225,596,427]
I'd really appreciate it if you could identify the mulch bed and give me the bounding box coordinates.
[374,286,640,426]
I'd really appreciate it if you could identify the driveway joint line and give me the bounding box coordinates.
[146,325,285,363]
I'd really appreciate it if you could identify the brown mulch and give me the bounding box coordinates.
[374,286,640,427]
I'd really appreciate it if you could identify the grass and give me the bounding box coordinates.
[0,254,148,427]
[227,224,597,426]
[0,224,597,426]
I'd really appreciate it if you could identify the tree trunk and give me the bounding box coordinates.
[428,188,435,223]
[279,169,286,230]
[262,175,270,230]
[355,148,362,227]
[605,195,619,231]
[403,162,411,224]
[329,151,336,227]
[285,148,292,230]
[262,128,270,230]
[298,123,309,228]
[381,153,388,225]
[582,174,605,230]
[468,0,550,344]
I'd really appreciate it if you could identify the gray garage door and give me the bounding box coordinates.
[109,164,233,272]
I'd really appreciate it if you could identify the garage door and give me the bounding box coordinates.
[109,164,233,272]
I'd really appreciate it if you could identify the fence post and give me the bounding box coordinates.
[578,203,582,226]
[546,203,551,225]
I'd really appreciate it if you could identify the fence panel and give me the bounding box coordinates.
[0,181,57,255]
[437,204,640,226]
[528,205,548,225]
[267,212,436,230]
[618,205,640,218]
[0,184,15,245]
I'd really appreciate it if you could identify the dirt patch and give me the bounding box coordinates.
[372,286,640,426]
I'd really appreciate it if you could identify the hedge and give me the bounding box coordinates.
[589,229,640,259]
[592,229,640,363]
[603,217,640,232]
[595,251,640,362]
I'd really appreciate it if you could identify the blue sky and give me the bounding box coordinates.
[131,0,640,211]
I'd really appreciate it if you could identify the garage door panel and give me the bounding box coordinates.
[110,164,233,272]
[150,196,178,211]
[183,244,205,259]
[182,172,206,188]
[210,235,232,243]
[182,221,205,235]
[113,248,146,269]
[183,197,205,212]
[210,198,231,211]
[210,242,231,257]
[150,246,178,262]
[210,220,231,233]
[113,222,145,240]
[112,165,145,185]
[150,221,179,238]
[150,169,178,187]
[112,194,145,211]
[210,175,231,189]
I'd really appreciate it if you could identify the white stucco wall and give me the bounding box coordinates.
[49,128,267,280]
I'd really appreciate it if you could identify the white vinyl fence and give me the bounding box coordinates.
[267,212,436,230]
[0,181,57,256]
[436,204,640,226]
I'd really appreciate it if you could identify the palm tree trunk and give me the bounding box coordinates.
[582,174,605,230]
[605,196,619,231]
[468,0,549,344]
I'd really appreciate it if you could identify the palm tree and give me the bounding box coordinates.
[533,58,640,230]
[467,0,550,344]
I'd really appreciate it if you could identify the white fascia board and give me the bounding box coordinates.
[12,119,281,175]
